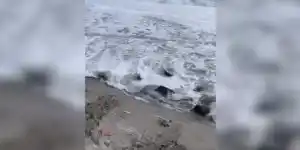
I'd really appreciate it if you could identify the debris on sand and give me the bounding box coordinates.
[85,78,216,150]
[108,115,187,150]
[103,140,111,147]
[90,128,101,146]
[118,129,187,150]
[155,115,172,128]
[86,95,119,120]
[85,97,214,150]
[85,95,119,144]
[155,122,183,144]
[120,110,131,119]
[99,127,113,137]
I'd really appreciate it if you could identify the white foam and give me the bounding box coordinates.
[86,0,216,110]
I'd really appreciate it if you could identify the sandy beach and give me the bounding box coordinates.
[85,77,216,150]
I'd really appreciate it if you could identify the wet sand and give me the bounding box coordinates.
[85,77,216,150]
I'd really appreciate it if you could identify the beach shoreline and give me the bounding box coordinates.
[85,77,216,150]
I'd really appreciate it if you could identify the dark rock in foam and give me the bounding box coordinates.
[193,81,212,92]
[132,73,142,81]
[160,68,174,77]
[192,104,210,117]
[155,85,175,97]
[193,85,205,92]
[93,71,111,81]
[199,94,216,106]
[192,94,215,119]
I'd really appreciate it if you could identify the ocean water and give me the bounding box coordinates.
[85,0,216,111]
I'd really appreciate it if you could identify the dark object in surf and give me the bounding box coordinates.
[176,97,194,110]
[121,73,142,85]
[193,85,205,92]
[160,68,174,77]
[132,73,142,81]
[157,117,172,128]
[117,27,130,34]
[155,86,175,97]
[94,71,110,81]
[192,104,210,117]
[193,80,213,93]
[199,94,216,106]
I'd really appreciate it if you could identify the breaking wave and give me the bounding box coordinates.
[85,0,216,111]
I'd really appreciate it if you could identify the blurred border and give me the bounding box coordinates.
[218,0,300,150]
